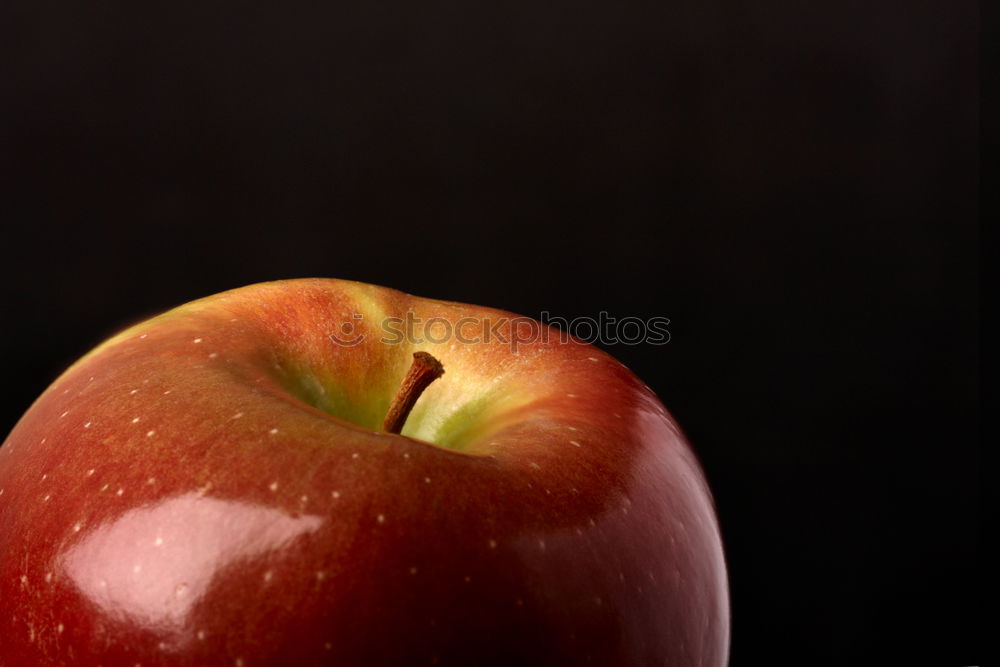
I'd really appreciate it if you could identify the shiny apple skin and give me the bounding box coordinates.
[0,279,729,666]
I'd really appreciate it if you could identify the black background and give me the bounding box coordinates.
[0,1,979,664]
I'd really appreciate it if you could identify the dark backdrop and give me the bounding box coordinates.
[0,1,979,664]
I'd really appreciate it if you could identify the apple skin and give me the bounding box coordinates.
[0,278,729,666]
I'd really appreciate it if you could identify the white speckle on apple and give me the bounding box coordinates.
[163,390,172,395]
[538,539,546,551]
[197,630,206,640]
[232,412,244,420]
[87,469,95,476]
[588,518,596,527]
[60,411,69,418]
[409,566,418,575]
[567,426,578,431]
[269,482,279,492]
[377,514,386,524]
[130,389,139,395]
[588,357,599,361]
[351,452,359,459]
[263,570,274,582]
[73,522,82,532]
[235,658,245,667]
[424,477,431,484]
[488,539,497,549]
[529,462,541,470]
[208,352,218,359]
[100,484,109,492]
[193,338,203,343]
[569,440,581,447]
[57,623,64,633]
[614,412,622,419]
[197,483,213,497]
[84,421,92,429]
[131,417,140,423]
[139,333,147,339]
[174,583,188,597]
[43,494,51,502]
[45,572,53,583]
[269,428,279,435]
[158,642,167,651]
[133,564,142,574]
[154,537,163,546]
[575,528,584,536]
[331,490,341,499]
[41,473,47,481]
[146,430,155,437]
[567,393,577,398]
[20,574,28,586]
[316,571,326,581]
[403,452,410,459]
[117,488,124,496]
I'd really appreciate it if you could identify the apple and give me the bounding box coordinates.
[0,278,729,666]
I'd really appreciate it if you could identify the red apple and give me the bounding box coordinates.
[0,278,729,666]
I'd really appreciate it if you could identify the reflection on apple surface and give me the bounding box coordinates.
[63,493,324,639]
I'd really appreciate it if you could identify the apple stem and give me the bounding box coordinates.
[383,351,445,434]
